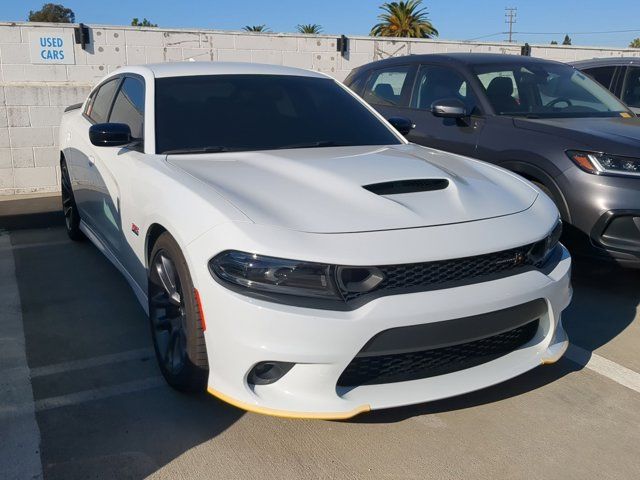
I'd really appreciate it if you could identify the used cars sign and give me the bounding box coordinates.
[29,30,75,64]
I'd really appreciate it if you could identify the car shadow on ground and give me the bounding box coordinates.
[355,257,640,424]
[1,200,246,479]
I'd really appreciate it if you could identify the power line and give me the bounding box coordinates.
[505,7,517,42]
[514,29,640,35]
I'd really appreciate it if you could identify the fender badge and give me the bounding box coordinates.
[131,223,140,236]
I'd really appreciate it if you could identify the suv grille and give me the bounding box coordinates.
[340,244,539,302]
[337,319,539,387]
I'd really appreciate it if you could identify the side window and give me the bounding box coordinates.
[85,78,119,124]
[362,66,413,106]
[109,77,145,138]
[583,66,616,90]
[622,67,640,108]
[413,65,479,113]
[476,70,520,103]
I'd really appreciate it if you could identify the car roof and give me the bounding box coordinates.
[571,57,640,68]
[113,61,328,79]
[353,53,567,71]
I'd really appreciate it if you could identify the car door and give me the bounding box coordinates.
[403,64,484,157]
[71,77,121,229]
[620,66,640,114]
[359,63,418,126]
[89,75,146,268]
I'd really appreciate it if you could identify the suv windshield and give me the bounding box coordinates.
[473,63,629,118]
[155,74,401,154]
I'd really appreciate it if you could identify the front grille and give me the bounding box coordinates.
[340,244,539,302]
[337,319,539,387]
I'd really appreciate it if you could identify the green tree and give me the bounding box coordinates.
[28,3,75,23]
[131,18,158,27]
[630,38,640,48]
[562,34,572,45]
[550,40,558,45]
[297,24,323,34]
[370,0,438,38]
[243,25,271,32]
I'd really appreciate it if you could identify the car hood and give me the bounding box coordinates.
[513,116,640,149]
[167,144,538,234]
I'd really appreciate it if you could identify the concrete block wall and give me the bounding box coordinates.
[1,21,639,196]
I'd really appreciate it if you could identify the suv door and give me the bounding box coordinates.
[404,64,484,156]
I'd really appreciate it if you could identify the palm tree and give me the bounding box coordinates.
[297,24,323,34]
[370,0,438,38]
[630,38,640,49]
[243,25,271,33]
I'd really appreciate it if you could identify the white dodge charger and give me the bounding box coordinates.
[59,62,572,419]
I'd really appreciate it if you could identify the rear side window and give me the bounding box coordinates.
[362,66,413,106]
[109,77,145,138]
[622,67,640,108]
[583,66,616,90]
[85,78,119,124]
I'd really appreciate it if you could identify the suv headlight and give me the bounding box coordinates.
[209,251,385,302]
[528,219,563,266]
[567,150,640,177]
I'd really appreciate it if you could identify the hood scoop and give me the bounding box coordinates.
[363,179,449,196]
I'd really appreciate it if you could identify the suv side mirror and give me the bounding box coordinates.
[387,116,415,136]
[430,98,468,119]
[89,123,132,147]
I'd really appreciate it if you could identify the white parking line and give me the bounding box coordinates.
[30,347,155,378]
[0,233,43,480]
[34,377,165,412]
[565,344,640,395]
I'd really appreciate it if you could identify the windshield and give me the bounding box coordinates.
[473,63,630,118]
[155,74,402,154]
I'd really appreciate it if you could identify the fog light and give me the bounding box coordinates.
[248,361,294,385]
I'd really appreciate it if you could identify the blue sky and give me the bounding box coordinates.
[3,0,640,48]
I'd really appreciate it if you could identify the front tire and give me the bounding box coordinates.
[60,160,85,241]
[148,232,208,392]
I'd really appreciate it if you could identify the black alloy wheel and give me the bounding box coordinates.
[149,232,208,391]
[60,160,85,241]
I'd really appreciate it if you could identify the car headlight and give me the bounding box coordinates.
[527,219,563,266]
[567,150,640,177]
[209,251,385,302]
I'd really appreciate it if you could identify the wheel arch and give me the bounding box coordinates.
[500,160,571,223]
[145,223,168,267]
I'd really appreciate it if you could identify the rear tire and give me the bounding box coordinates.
[148,232,208,392]
[60,160,85,241]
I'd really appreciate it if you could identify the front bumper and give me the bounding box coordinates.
[191,241,572,419]
[558,167,640,267]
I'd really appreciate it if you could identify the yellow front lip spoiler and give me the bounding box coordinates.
[541,339,569,365]
[207,387,371,420]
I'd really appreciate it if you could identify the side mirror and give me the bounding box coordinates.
[89,123,132,147]
[387,116,415,136]
[430,98,468,119]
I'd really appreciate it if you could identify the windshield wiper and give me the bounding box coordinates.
[163,146,232,155]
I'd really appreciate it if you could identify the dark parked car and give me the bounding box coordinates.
[345,53,640,268]
[572,57,640,114]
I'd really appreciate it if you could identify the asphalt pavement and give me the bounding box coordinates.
[1,195,639,480]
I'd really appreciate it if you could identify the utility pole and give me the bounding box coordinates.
[505,7,517,43]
